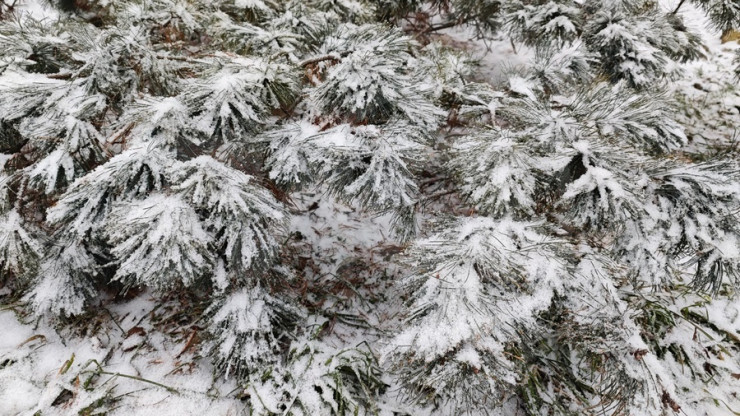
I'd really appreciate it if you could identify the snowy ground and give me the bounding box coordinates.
[1,1,739,415]
[670,3,740,153]
[0,295,244,415]
[0,187,404,415]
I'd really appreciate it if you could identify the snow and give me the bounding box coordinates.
[507,75,537,100]
[0,378,40,414]
[288,190,393,275]
[434,22,535,86]
[150,97,188,127]
[16,0,58,21]
[0,310,34,349]
[212,289,269,333]
[668,2,740,151]
[27,148,75,194]
[1,0,740,415]
[545,15,577,35]
[0,292,244,416]
[108,194,212,290]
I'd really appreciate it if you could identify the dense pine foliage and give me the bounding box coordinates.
[1,0,739,415]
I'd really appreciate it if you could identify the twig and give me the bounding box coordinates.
[424,14,479,33]
[425,21,458,33]
[47,72,73,80]
[672,0,686,14]
[176,329,198,358]
[104,307,126,335]
[82,359,179,394]
[99,371,180,394]
[421,189,456,201]
[299,52,349,67]
[419,175,446,187]
[155,54,209,64]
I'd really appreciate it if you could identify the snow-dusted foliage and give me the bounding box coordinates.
[188,57,297,147]
[0,16,73,73]
[380,0,709,87]
[205,286,304,379]
[262,22,444,237]
[502,0,705,88]
[0,0,292,361]
[45,146,170,235]
[107,194,214,291]
[645,162,740,292]
[690,0,740,33]
[581,3,671,88]
[517,256,676,416]
[0,210,40,285]
[505,0,582,47]
[1,0,739,415]
[450,129,539,218]
[0,77,106,193]
[385,218,566,414]
[243,321,385,416]
[446,0,506,35]
[309,23,442,127]
[25,237,99,317]
[171,156,287,275]
[265,120,430,238]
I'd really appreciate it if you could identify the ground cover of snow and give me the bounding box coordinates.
[1,1,739,415]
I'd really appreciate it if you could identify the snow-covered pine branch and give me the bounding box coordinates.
[450,129,540,218]
[505,0,582,47]
[0,0,738,414]
[309,23,442,127]
[0,209,40,286]
[385,217,567,414]
[689,0,740,33]
[187,56,298,147]
[244,323,385,415]
[106,194,215,291]
[203,285,304,380]
[171,155,287,277]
